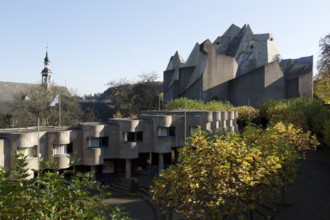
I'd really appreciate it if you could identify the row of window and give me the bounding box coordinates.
[19,127,180,157]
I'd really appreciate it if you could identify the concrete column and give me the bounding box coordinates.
[228,111,236,133]
[125,159,131,179]
[234,111,239,133]
[221,111,228,133]
[159,153,164,172]
[171,149,175,163]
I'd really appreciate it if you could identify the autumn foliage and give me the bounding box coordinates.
[151,123,318,219]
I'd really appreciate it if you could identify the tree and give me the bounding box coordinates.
[8,84,82,127]
[151,124,318,219]
[107,73,160,117]
[314,73,330,104]
[314,33,330,104]
[0,153,130,219]
[317,33,330,76]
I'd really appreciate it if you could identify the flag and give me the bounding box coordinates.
[49,94,60,107]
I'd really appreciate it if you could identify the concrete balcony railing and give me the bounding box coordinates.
[53,154,70,169]
[16,133,38,148]
[26,156,39,170]
[83,147,104,166]
[25,157,39,179]
[53,130,71,145]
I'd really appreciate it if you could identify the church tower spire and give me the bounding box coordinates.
[41,47,53,89]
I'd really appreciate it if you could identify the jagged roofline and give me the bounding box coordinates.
[166,51,185,71]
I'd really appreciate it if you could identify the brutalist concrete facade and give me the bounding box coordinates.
[164,24,313,106]
[0,111,238,179]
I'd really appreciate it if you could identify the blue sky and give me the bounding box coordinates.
[0,1,329,96]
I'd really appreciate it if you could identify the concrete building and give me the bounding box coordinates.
[0,110,238,179]
[163,24,313,106]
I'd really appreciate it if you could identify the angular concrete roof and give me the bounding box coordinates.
[280,56,313,80]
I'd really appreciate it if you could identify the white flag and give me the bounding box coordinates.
[49,94,60,106]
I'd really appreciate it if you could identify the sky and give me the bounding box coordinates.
[0,1,329,96]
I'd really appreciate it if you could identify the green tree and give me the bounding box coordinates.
[107,73,160,116]
[8,84,82,127]
[314,74,330,104]
[0,153,130,219]
[317,33,330,76]
[314,33,330,103]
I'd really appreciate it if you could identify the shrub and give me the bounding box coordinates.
[258,97,330,142]
[165,97,233,111]
[151,124,317,219]
[234,106,259,129]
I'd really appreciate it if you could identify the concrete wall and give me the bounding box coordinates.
[229,61,285,106]
[229,66,265,106]
[299,71,313,97]
[264,61,286,100]
[0,111,238,178]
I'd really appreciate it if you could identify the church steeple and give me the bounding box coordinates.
[41,48,53,89]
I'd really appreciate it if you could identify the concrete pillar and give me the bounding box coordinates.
[221,111,228,133]
[228,111,236,133]
[159,153,164,172]
[125,159,131,179]
[234,111,239,132]
[171,149,175,163]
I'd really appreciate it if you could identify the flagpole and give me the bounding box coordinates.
[59,93,61,127]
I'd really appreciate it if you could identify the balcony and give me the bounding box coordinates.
[53,154,70,169]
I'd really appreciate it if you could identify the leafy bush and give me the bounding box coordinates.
[258,97,330,144]
[234,105,259,130]
[165,97,233,111]
[0,153,130,219]
[151,124,317,219]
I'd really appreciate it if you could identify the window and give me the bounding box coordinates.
[88,137,109,148]
[53,145,67,156]
[158,127,175,137]
[123,132,143,142]
[67,143,73,154]
[100,137,109,147]
[158,127,168,136]
[169,127,175,136]
[88,138,100,148]
[136,131,143,141]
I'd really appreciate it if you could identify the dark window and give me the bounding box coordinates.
[169,127,175,136]
[67,143,73,154]
[125,132,143,142]
[101,137,109,147]
[136,131,143,141]
[127,132,136,142]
